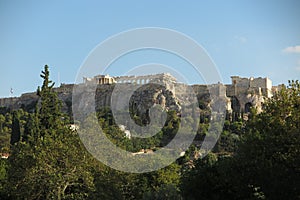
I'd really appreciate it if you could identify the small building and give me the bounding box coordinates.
[0,153,10,159]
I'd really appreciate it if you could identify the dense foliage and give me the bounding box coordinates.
[181,80,300,200]
[0,66,299,199]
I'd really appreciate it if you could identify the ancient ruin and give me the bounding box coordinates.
[0,73,281,116]
[83,73,177,86]
[81,73,280,115]
[83,74,116,85]
[225,76,273,113]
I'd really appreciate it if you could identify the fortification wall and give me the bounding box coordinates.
[0,97,19,110]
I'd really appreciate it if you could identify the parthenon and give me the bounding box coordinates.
[83,73,177,86]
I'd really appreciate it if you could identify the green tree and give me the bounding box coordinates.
[22,112,40,144]
[181,80,300,200]
[37,65,63,132]
[8,65,97,199]
[143,184,182,200]
[0,114,10,150]
[0,114,5,134]
[91,168,124,200]
[234,80,300,199]
[10,111,20,145]
[0,159,8,199]
[181,153,256,200]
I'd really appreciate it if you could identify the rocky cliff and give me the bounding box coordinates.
[0,75,273,117]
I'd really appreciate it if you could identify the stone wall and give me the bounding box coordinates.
[115,73,176,84]
[0,84,74,114]
[225,76,275,113]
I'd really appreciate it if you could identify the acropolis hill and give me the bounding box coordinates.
[0,73,282,116]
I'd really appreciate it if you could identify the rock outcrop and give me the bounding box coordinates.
[0,75,278,117]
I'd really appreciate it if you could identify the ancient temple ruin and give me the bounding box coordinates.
[81,73,275,113]
[0,73,280,115]
[83,73,177,86]
[114,73,177,85]
[225,76,273,113]
[83,74,116,85]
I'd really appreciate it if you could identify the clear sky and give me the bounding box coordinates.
[0,0,300,97]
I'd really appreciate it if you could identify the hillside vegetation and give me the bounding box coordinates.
[0,66,299,199]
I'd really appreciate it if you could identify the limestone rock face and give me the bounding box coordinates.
[70,82,180,125]
[129,83,179,115]
[0,84,74,114]
[0,75,278,117]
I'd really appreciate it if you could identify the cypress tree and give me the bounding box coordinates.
[0,114,5,134]
[23,113,40,144]
[10,111,20,145]
[37,65,63,132]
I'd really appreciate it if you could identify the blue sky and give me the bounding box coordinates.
[0,0,300,97]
